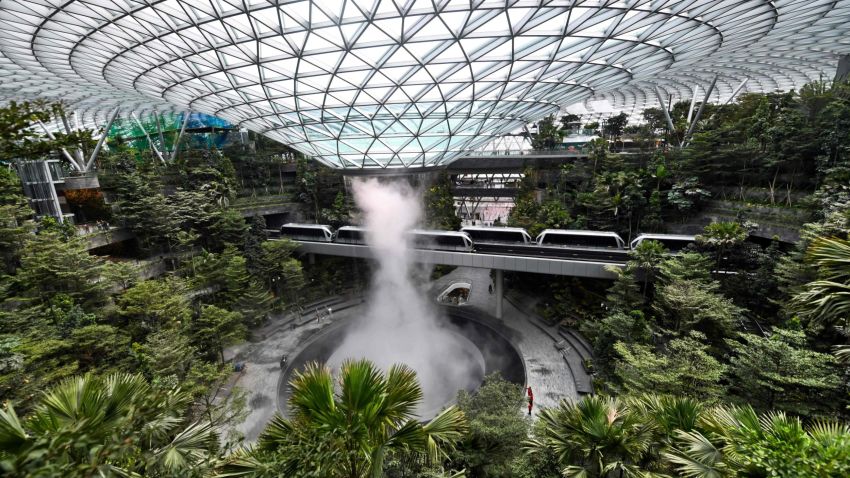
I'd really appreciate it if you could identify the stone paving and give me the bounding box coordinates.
[224,266,581,441]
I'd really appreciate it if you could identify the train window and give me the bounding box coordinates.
[659,239,692,251]
[467,229,525,243]
[435,235,463,248]
[542,233,619,248]
[338,229,362,241]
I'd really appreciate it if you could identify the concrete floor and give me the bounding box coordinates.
[224,266,580,442]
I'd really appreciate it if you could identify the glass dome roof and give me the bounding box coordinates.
[1,0,848,169]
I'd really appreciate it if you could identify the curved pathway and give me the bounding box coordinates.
[224,266,584,442]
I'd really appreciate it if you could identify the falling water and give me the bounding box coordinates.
[327,178,484,416]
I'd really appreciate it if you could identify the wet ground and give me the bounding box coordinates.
[224,266,580,442]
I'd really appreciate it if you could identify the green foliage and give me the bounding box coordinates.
[525,395,654,477]
[0,372,218,477]
[652,276,742,339]
[531,115,562,150]
[614,332,727,402]
[603,112,629,141]
[15,230,107,307]
[726,327,842,416]
[527,394,850,478]
[321,190,352,229]
[449,374,529,477]
[190,305,245,362]
[219,359,468,478]
[665,405,850,478]
[0,101,93,163]
[258,239,305,306]
[117,277,192,341]
[135,328,197,381]
[424,172,461,231]
[0,168,34,274]
[793,236,850,329]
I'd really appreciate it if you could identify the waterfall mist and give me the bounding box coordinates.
[328,178,483,416]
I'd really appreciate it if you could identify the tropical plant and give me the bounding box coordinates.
[628,239,667,297]
[218,359,467,478]
[793,236,850,327]
[0,372,217,477]
[524,396,654,477]
[664,405,850,477]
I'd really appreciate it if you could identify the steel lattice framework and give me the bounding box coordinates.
[1,1,848,169]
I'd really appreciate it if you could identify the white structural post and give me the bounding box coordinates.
[686,84,699,124]
[84,108,120,172]
[154,112,167,161]
[36,120,81,170]
[131,112,165,163]
[59,110,86,168]
[682,75,718,148]
[172,111,191,160]
[654,86,677,145]
[722,78,749,107]
[494,268,504,319]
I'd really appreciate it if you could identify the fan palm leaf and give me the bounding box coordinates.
[0,404,29,452]
[807,236,850,282]
[663,430,726,478]
[835,344,850,363]
[230,359,467,478]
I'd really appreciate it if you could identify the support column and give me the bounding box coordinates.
[494,268,503,319]
[837,55,850,83]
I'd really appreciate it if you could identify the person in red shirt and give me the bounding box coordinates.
[527,386,534,415]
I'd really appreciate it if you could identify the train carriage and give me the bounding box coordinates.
[536,230,626,249]
[461,226,534,244]
[630,234,696,252]
[409,230,474,252]
[335,226,368,245]
[280,223,334,242]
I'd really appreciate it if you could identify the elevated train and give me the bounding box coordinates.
[280,223,697,259]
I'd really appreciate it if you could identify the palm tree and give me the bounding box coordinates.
[524,396,654,477]
[628,239,667,297]
[218,359,467,478]
[0,372,217,477]
[792,236,850,327]
[628,394,705,471]
[663,405,850,477]
[696,221,748,269]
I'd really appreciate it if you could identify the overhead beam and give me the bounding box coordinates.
[84,108,120,172]
[682,75,718,148]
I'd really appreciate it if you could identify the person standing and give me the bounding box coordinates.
[527,386,534,415]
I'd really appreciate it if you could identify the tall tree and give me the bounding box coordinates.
[726,327,842,416]
[449,374,529,478]
[424,171,461,230]
[15,231,107,307]
[614,332,727,402]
